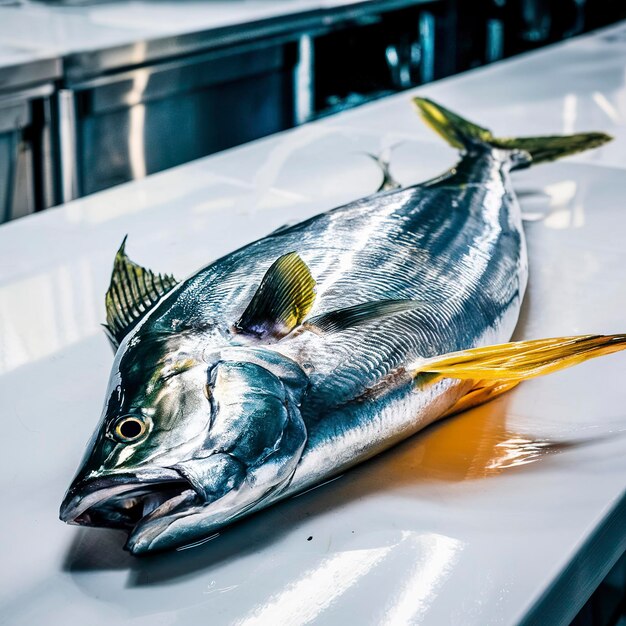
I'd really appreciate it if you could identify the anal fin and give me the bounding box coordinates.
[414,334,626,384]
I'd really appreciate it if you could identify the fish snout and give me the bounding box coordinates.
[59,467,194,529]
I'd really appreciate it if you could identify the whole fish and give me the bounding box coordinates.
[60,99,624,554]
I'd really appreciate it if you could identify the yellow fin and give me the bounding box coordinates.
[104,237,178,350]
[235,252,316,340]
[413,97,492,151]
[413,97,612,167]
[415,334,626,383]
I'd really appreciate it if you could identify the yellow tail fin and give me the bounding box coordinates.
[412,97,612,168]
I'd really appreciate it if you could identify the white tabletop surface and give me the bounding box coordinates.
[0,0,414,61]
[2,21,626,626]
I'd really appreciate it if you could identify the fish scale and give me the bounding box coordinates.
[135,145,523,489]
[159,148,522,385]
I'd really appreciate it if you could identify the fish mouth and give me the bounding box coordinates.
[59,468,201,533]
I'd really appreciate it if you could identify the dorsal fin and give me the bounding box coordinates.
[365,151,401,192]
[104,237,179,349]
[305,299,419,334]
[235,252,316,340]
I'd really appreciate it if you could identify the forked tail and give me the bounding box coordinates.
[413,97,612,168]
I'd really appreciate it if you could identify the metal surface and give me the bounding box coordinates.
[294,34,315,125]
[418,10,435,83]
[0,123,20,222]
[0,85,54,131]
[0,54,60,94]
[0,1,447,204]
[0,84,56,221]
[0,44,60,214]
[62,43,294,199]
[58,0,444,83]
[0,98,29,134]
[486,18,505,63]
[73,42,286,114]
[35,94,57,211]
[57,89,79,203]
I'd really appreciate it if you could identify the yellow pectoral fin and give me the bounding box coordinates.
[235,252,316,340]
[416,334,626,384]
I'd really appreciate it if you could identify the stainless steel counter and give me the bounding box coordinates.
[0,51,59,93]
[0,46,60,221]
[1,0,446,206]
[0,0,441,81]
[58,40,296,199]
[64,0,439,83]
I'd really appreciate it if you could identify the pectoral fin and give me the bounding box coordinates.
[305,299,419,334]
[235,252,316,339]
[104,237,179,350]
[415,334,626,384]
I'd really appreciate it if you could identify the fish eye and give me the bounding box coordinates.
[112,415,147,443]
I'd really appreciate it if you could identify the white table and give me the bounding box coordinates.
[1,21,626,626]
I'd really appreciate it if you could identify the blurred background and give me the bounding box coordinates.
[0,0,625,223]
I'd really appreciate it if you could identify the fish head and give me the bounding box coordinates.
[60,333,309,554]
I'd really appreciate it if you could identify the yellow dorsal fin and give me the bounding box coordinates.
[415,334,626,383]
[104,237,178,350]
[235,252,316,340]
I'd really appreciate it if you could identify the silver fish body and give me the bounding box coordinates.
[61,100,614,554]
[175,148,526,477]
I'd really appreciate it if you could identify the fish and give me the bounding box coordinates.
[59,98,624,555]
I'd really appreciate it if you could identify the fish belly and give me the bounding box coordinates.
[281,377,470,498]
[281,305,521,501]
